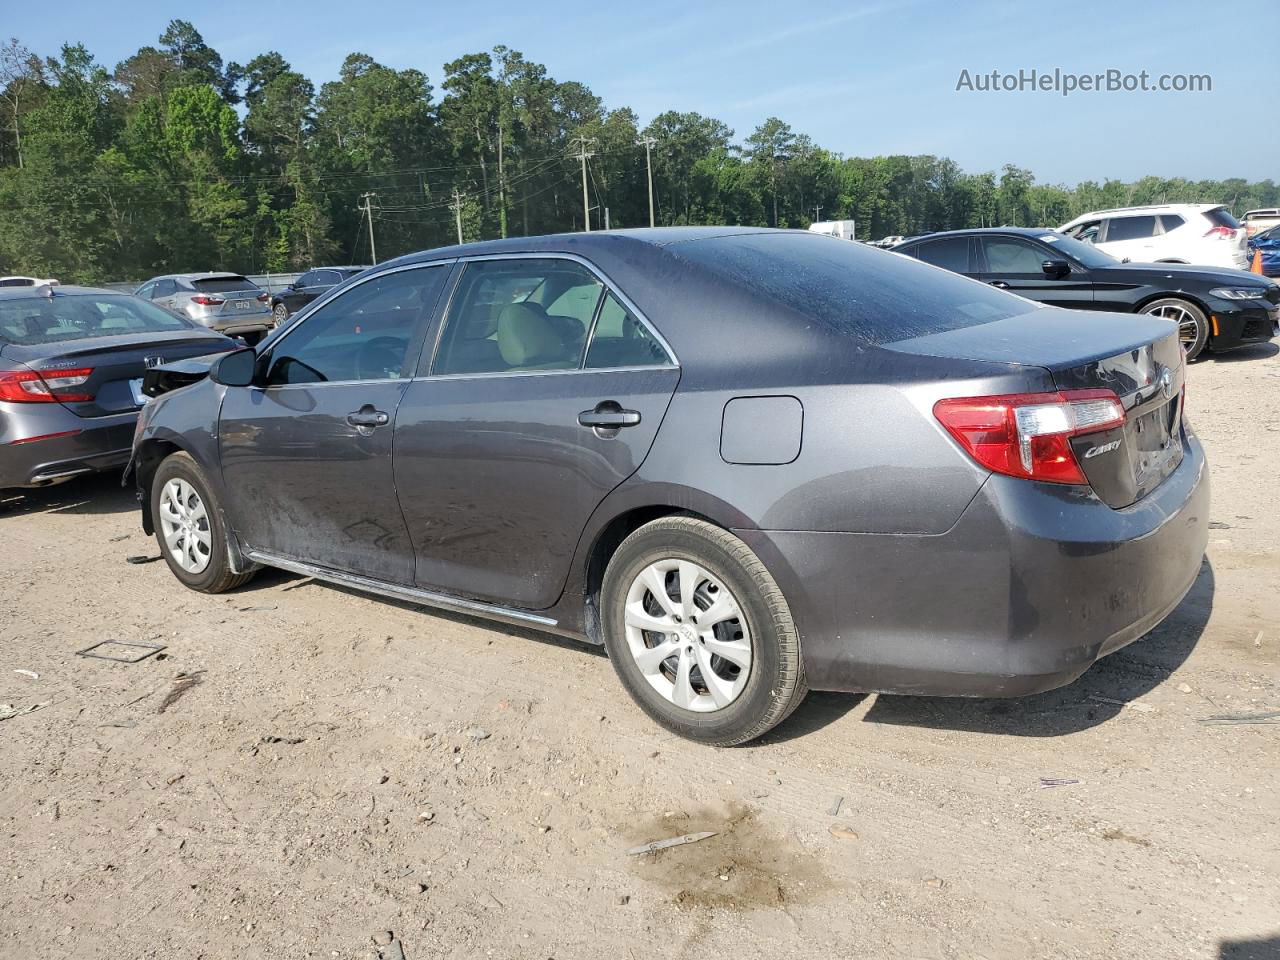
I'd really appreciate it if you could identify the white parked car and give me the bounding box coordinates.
[1059,204,1248,271]
[0,275,60,287]
[1241,208,1280,238]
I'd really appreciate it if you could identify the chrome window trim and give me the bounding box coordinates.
[255,259,457,383]
[423,251,679,379]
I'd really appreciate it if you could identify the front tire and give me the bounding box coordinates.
[601,516,807,746]
[151,452,254,593]
[272,302,289,324]
[1139,297,1209,361]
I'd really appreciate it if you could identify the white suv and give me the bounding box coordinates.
[1058,204,1248,271]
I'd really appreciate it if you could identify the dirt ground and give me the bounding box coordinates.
[1,343,1278,960]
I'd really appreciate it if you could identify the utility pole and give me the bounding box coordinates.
[570,136,596,232]
[813,204,823,222]
[358,192,378,264]
[449,188,464,245]
[604,207,610,231]
[637,136,657,227]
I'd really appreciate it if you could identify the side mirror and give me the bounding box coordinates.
[209,347,258,387]
[1042,259,1071,279]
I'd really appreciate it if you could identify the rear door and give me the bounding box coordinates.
[911,236,977,278]
[976,235,1097,309]
[1098,214,1160,262]
[393,255,680,609]
[218,262,451,582]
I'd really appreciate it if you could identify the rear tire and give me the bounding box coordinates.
[1139,297,1209,361]
[601,516,807,746]
[272,302,289,323]
[150,452,254,594]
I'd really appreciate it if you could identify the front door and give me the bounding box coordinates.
[393,256,680,609]
[218,262,451,583]
[977,235,1097,310]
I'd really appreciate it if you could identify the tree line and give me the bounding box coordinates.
[1,22,1277,283]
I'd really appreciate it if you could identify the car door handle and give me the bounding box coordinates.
[347,407,390,428]
[578,404,641,429]
[988,280,1010,289]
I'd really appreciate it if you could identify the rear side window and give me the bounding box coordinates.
[1105,216,1157,241]
[192,276,257,293]
[1159,214,1185,232]
[1204,207,1242,229]
[674,232,1030,345]
[914,237,970,273]
[584,293,670,369]
[0,294,190,345]
[432,259,602,375]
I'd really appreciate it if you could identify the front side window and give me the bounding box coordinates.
[1105,216,1157,242]
[265,266,447,385]
[135,282,156,299]
[982,237,1049,274]
[315,270,342,287]
[432,259,603,375]
[154,279,178,297]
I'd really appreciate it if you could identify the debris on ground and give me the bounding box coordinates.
[125,555,161,565]
[827,795,843,816]
[626,831,716,855]
[1177,683,1193,693]
[465,726,491,741]
[1197,711,1280,725]
[372,930,394,946]
[1040,778,1081,788]
[108,534,130,542]
[828,824,859,841]
[76,640,167,663]
[384,940,407,960]
[0,702,50,722]
[238,605,277,612]
[157,672,205,714]
[13,669,39,679]
[261,735,305,745]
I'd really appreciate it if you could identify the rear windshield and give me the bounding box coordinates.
[1204,208,1242,229]
[192,276,258,293]
[0,294,191,345]
[672,232,1033,345]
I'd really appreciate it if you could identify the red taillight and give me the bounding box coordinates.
[191,295,224,306]
[0,368,95,404]
[9,428,82,446]
[1204,225,1236,240]
[933,389,1125,485]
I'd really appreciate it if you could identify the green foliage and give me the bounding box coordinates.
[0,26,1277,282]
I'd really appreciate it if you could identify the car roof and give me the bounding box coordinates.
[0,284,128,301]
[147,271,250,281]
[892,227,1060,245]
[1062,203,1224,223]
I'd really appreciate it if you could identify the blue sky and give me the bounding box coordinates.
[10,0,1274,185]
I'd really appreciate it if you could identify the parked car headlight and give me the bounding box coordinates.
[1209,287,1269,300]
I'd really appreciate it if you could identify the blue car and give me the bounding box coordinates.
[1247,226,1280,277]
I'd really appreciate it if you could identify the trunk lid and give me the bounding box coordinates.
[886,307,1185,507]
[3,330,233,418]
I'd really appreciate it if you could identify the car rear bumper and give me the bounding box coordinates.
[0,405,137,488]
[738,430,1210,697]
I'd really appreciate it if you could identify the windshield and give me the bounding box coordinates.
[0,293,192,345]
[1036,231,1120,269]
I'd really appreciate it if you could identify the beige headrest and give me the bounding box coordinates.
[497,302,562,366]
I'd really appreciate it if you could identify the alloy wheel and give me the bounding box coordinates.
[158,478,213,574]
[1143,301,1201,348]
[622,558,752,712]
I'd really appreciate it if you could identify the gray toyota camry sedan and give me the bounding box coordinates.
[128,228,1209,745]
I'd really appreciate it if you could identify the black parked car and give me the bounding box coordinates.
[892,228,1278,360]
[130,228,1207,745]
[268,266,368,323]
